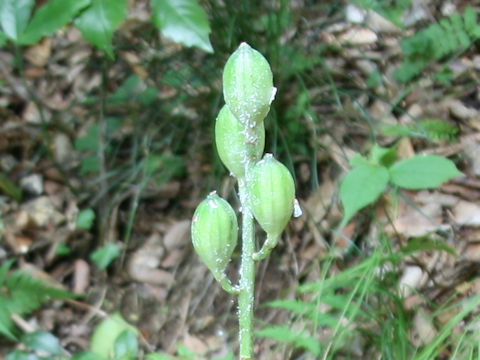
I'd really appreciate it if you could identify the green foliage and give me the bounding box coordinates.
[89,243,121,270]
[20,0,90,45]
[21,330,64,356]
[340,164,390,227]
[256,325,321,355]
[113,330,138,360]
[0,260,75,341]
[150,0,213,53]
[395,7,480,83]
[339,144,461,226]
[74,0,127,59]
[0,171,22,201]
[0,0,34,41]
[0,0,212,57]
[388,155,461,189]
[258,246,410,358]
[352,0,411,26]
[382,119,459,143]
[76,208,96,230]
[90,313,138,359]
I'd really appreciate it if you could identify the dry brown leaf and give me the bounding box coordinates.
[24,38,51,67]
[73,259,90,294]
[452,200,480,226]
[163,219,191,251]
[386,202,449,237]
[338,28,378,45]
[399,265,424,297]
[411,309,437,347]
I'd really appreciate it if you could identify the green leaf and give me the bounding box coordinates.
[256,325,321,355]
[75,124,99,151]
[0,263,74,341]
[21,331,63,355]
[339,165,389,226]
[71,351,102,360]
[369,144,396,167]
[145,354,175,360]
[212,352,234,360]
[463,6,479,37]
[55,242,72,256]
[389,155,462,190]
[150,0,213,53]
[0,0,34,41]
[113,329,138,360]
[90,313,137,359]
[74,0,126,59]
[400,236,456,256]
[6,350,39,360]
[79,155,100,175]
[19,0,91,45]
[76,208,96,230]
[349,153,369,168]
[0,172,22,201]
[90,243,120,270]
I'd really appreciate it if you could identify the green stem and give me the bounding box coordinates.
[252,233,279,261]
[238,179,255,360]
[218,273,240,295]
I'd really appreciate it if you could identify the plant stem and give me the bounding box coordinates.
[238,179,255,360]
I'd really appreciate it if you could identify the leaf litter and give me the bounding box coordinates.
[0,0,480,358]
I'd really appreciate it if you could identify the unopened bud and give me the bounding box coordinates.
[223,42,276,127]
[215,105,265,179]
[191,192,238,280]
[248,154,295,237]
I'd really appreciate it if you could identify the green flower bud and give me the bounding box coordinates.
[248,154,295,237]
[191,192,238,280]
[223,42,276,127]
[215,105,265,179]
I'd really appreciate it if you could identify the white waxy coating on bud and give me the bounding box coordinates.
[248,154,295,237]
[223,42,276,127]
[191,192,238,280]
[215,105,265,179]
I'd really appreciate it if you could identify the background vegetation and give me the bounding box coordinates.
[0,0,479,359]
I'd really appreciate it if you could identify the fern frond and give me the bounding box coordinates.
[0,261,75,340]
[395,7,480,83]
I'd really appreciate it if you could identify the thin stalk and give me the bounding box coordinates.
[238,179,255,360]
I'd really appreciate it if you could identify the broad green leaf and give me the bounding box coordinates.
[5,350,39,360]
[90,313,137,359]
[0,0,34,41]
[369,144,396,168]
[339,165,389,227]
[389,155,461,190]
[349,153,369,168]
[71,351,101,360]
[76,208,96,230]
[20,0,91,45]
[79,155,100,175]
[74,0,126,58]
[150,0,213,53]
[90,243,120,270]
[55,242,72,256]
[75,124,99,151]
[113,329,138,360]
[0,30,7,46]
[21,331,63,355]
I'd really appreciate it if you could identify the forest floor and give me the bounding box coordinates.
[0,0,480,359]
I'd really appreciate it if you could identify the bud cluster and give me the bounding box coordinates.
[191,42,297,288]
